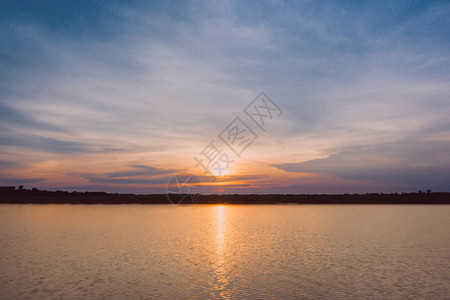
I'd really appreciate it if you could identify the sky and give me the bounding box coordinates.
[0,0,449,194]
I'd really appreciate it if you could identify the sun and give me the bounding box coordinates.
[212,168,230,177]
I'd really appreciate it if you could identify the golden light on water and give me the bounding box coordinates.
[215,205,226,248]
[211,205,230,298]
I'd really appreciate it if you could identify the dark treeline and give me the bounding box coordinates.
[0,186,449,204]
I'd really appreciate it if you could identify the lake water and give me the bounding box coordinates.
[0,204,449,299]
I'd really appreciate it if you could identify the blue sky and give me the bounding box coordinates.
[0,0,449,193]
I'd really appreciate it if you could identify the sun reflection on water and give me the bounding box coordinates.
[210,205,232,299]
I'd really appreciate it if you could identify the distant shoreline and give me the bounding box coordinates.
[1,187,449,204]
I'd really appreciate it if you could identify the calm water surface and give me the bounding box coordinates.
[0,204,449,299]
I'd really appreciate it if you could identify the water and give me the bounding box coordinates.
[0,204,449,299]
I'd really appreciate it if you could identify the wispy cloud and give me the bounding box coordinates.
[108,165,178,178]
[81,165,180,186]
[0,133,123,154]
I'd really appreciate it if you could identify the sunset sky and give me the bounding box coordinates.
[1,0,449,193]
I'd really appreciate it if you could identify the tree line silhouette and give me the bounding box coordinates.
[0,186,449,204]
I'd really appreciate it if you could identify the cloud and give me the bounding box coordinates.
[83,169,257,188]
[0,133,123,154]
[0,177,44,185]
[0,103,64,132]
[87,177,169,185]
[0,160,21,169]
[275,140,450,191]
[83,165,180,185]
[108,165,177,178]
